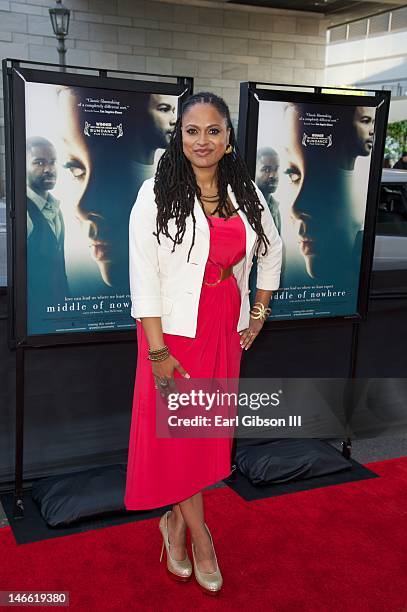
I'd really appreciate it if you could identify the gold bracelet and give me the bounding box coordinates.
[254,302,271,319]
[148,345,170,361]
[148,344,168,355]
[250,302,271,322]
[148,349,170,362]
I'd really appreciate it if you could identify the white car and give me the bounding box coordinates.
[375,169,407,268]
[372,169,407,294]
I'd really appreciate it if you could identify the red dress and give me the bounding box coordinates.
[124,214,246,510]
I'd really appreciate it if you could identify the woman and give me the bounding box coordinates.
[281,102,367,285]
[56,87,176,291]
[124,92,282,595]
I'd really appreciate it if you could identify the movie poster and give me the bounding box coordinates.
[25,83,178,335]
[249,100,376,320]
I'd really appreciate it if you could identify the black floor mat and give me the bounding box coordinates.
[0,491,172,545]
[223,457,379,501]
[2,447,379,544]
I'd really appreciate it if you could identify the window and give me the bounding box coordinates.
[390,6,407,32]
[348,19,367,39]
[369,13,390,35]
[329,25,347,43]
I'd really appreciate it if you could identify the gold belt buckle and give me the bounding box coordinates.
[204,267,223,287]
[203,265,231,287]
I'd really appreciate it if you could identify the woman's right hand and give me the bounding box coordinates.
[151,354,190,398]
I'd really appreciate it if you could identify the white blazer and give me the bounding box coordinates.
[129,177,283,338]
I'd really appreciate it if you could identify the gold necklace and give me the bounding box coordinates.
[200,193,219,202]
[199,191,219,216]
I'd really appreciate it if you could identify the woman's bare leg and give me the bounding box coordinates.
[166,502,187,561]
[167,492,217,572]
[179,491,216,573]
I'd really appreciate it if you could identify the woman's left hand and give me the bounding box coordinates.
[239,318,264,351]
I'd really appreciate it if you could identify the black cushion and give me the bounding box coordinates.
[31,464,127,527]
[235,439,351,485]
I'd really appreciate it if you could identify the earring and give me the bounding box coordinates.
[225,144,233,155]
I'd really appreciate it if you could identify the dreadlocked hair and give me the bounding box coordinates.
[153,91,270,263]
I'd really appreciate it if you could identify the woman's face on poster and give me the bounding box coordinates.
[147,94,177,148]
[57,88,134,287]
[283,104,361,280]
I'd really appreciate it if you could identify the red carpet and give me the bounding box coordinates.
[1,456,406,611]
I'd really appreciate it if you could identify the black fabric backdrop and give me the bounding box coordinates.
[1,285,406,492]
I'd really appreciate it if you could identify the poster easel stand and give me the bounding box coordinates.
[3,58,193,520]
[13,346,25,519]
[231,81,391,471]
[341,320,359,459]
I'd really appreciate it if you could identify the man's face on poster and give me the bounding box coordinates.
[57,87,135,288]
[255,152,279,196]
[147,94,177,148]
[352,106,375,157]
[283,104,360,280]
[26,143,57,194]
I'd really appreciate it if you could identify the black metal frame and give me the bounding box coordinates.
[2,58,193,519]
[3,58,193,350]
[231,81,390,467]
[237,81,391,330]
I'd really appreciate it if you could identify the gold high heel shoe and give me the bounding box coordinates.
[191,523,223,595]
[159,510,192,582]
